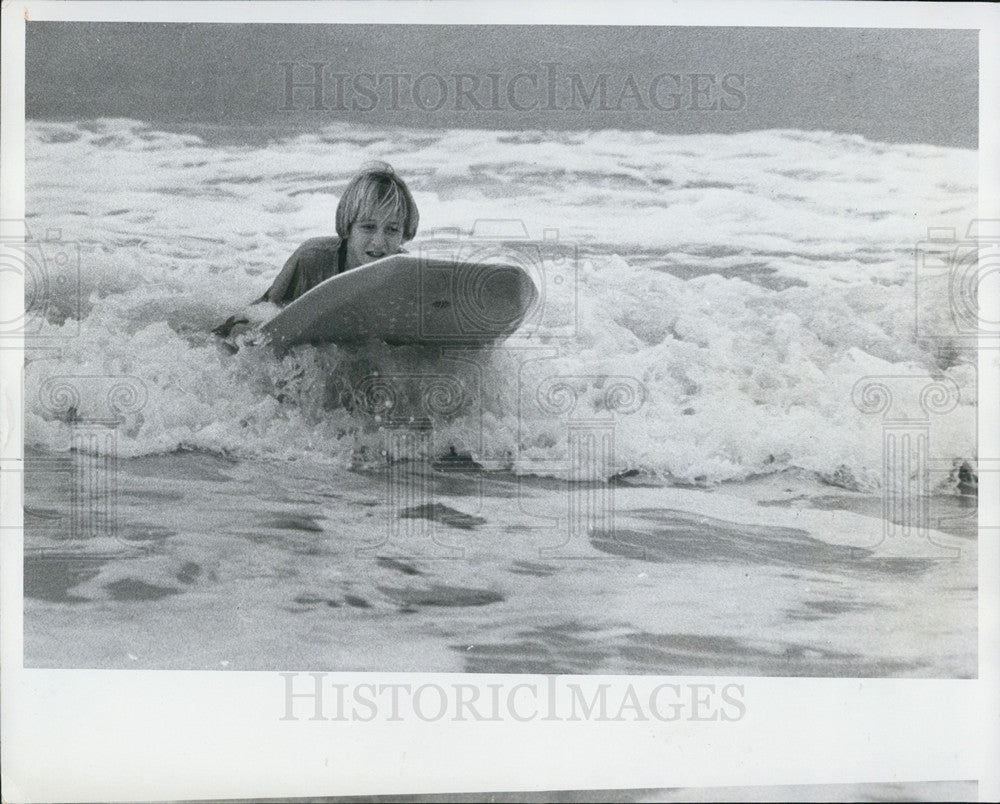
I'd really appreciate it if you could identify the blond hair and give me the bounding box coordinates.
[335,161,419,241]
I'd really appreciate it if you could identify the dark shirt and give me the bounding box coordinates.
[258,236,348,305]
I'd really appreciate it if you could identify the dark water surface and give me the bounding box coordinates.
[24,451,976,676]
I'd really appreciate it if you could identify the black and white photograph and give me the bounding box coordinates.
[2,1,997,801]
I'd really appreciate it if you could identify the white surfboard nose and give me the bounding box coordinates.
[459,262,538,329]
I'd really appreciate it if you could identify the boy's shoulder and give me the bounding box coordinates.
[287,236,343,272]
[296,235,341,253]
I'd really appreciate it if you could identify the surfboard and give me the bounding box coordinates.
[261,254,538,349]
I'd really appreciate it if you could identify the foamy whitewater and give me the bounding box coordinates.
[24,118,976,488]
[21,119,978,681]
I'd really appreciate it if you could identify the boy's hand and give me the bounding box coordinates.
[227,320,253,339]
[211,315,251,338]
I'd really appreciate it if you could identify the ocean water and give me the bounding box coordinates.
[21,118,978,674]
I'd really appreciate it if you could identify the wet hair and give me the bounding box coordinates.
[335,161,419,241]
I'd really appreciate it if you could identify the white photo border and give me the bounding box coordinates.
[2,1,998,801]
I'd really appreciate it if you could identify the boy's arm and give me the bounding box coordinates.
[212,248,307,339]
[213,238,339,341]
[259,246,305,304]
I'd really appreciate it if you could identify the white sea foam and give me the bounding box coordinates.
[23,119,977,488]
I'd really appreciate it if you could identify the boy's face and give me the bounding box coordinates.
[345,210,405,270]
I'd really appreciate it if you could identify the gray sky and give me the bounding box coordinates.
[26,24,978,147]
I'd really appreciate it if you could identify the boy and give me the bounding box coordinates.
[213,161,419,338]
